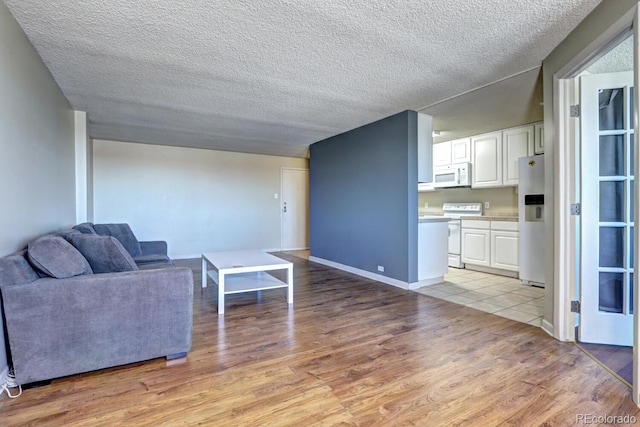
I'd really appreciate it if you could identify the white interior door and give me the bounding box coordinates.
[281,168,309,250]
[579,71,634,346]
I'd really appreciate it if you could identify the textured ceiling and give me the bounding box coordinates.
[4,0,602,158]
[585,33,633,74]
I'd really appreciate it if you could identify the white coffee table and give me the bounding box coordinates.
[201,250,293,314]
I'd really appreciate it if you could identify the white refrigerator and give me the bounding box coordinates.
[518,155,545,287]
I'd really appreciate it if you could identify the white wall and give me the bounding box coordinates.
[419,187,518,216]
[93,140,308,257]
[0,2,75,377]
[75,111,94,223]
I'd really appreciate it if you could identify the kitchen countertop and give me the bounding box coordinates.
[417,210,518,222]
[419,215,450,223]
[460,215,518,221]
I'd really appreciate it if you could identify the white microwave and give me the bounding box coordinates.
[433,162,471,188]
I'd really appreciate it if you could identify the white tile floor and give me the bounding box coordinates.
[414,267,545,327]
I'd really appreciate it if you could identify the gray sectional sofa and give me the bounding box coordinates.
[0,223,194,386]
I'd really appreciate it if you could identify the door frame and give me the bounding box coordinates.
[280,167,310,251]
[554,4,639,403]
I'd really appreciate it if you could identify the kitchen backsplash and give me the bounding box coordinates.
[418,186,518,216]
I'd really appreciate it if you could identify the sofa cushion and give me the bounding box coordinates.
[0,250,40,288]
[133,253,172,266]
[27,235,93,279]
[68,234,139,274]
[139,240,168,257]
[94,224,142,257]
[136,260,176,270]
[73,222,97,234]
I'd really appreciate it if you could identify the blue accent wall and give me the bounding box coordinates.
[309,110,418,283]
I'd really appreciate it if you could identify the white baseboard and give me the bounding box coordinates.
[464,264,519,279]
[408,276,445,290]
[171,248,285,260]
[171,253,202,260]
[309,256,413,290]
[541,319,554,337]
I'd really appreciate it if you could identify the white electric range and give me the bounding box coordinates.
[442,202,483,268]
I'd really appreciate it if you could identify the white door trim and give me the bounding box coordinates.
[553,76,578,341]
[634,6,640,405]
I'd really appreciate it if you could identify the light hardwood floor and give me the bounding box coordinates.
[1,253,639,426]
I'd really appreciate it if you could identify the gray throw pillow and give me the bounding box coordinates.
[27,235,93,279]
[73,222,97,234]
[93,223,142,257]
[69,234,139,274]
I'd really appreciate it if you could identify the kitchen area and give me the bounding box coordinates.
[416,121,546,326]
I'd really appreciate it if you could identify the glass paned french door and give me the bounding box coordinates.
[580,71,635,345]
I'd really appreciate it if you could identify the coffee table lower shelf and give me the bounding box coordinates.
[207,270,289,294]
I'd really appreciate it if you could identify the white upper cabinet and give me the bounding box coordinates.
[418,182,435,192]
[502,125,534,186]
[440,122,542,189]
[471,124,537,188]
[433,138,471,168]
[451,138,472,163]
[534,122,544,154]
[432,141,452,167]
[471,131,502,188]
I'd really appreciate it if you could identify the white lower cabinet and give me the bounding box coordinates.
[461,220,490,267]
[491,231,519,271]
[462,220,519,272]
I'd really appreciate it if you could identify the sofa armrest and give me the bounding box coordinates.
[139,240,168,256]
[1,267,193,385]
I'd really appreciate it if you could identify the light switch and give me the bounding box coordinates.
[274,193,279,199]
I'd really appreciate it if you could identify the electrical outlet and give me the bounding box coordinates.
[424,202,429,209]
[484,201,490,209]
[274,193,279,199]
[377,265,385,272]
